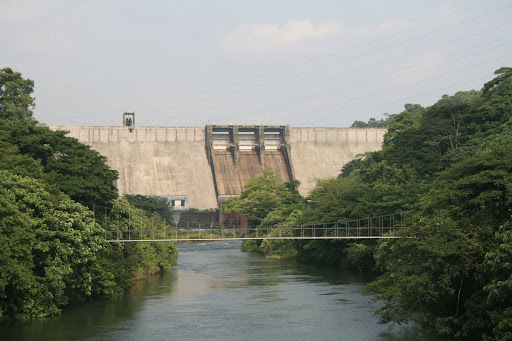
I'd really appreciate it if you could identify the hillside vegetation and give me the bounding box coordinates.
[223,67,512,340]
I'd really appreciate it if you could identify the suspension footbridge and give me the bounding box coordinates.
[103,212,408,242]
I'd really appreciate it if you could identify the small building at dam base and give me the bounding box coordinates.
[49,125,386,209]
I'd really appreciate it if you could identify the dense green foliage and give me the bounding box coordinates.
[124,194,174,222]
[222,170,305,226]
[0,68,177,325]
[222,170,309,257]
[0,67,35,120]
[366,138,512,338]
[227,67,512,340]
[0,171,105,322]
[0,119,119,208]
[101,198,177,283]
[484,222,512,340]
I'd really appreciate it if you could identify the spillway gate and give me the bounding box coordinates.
[206,125,294,205]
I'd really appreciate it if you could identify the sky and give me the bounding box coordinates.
[1,0,511,127]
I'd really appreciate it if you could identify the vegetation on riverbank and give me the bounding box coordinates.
[223,67,512,340]
[0,67,177,325]
[124,194,175,223]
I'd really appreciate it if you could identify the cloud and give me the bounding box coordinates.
[222,19,411,56]
[0,0,56,25]
[222,20,341,55]
[0,1,109,60]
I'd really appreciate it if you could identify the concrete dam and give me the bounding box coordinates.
[49,125,386,209]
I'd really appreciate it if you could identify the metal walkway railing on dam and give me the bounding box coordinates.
[104,213,409,242]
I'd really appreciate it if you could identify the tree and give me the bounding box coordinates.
[472,67,512,135]
[259,209,306,258]
[482,67,512,96]
[0,119,119,208]
[383,105,423,147]
[100,198,177,284]
[124,194,174,222]
[484,221,512,341]
[0,67,118,208]
[0,67,35,120]
[222,170,308,257]
[350,120,368,128]
[350,114,396,128]
[339,155,363,178]
[0,129,44,179]
[0,67,180,325]
[0,171,178,324]
[380,92,483,177]
[0,182,37,324]
[0,170,107,322]
[422,90,482,152]
[403,103,425,114]
[221,170,302,226]
[366,138,512,337]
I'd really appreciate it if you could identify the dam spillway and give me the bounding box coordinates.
[49,125,386,209]
[206,125,293,201]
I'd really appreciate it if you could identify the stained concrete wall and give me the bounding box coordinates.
[211,150,291,196]
[49,126,386,208]
[49,126,218,209]
[288,128,387,196]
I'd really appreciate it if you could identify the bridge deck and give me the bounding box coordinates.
[106,236,404,242]
[105,224,408,243]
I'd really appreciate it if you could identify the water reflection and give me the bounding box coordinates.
[0,271,178,341]
[1,241,472,341]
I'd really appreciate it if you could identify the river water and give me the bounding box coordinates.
[1,241,470,341]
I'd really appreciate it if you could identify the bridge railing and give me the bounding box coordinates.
[104,212,409,242]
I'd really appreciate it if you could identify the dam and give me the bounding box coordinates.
[49,124,386,209]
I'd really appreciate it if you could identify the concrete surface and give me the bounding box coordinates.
[288,127,386,195]
[49,126,386,209]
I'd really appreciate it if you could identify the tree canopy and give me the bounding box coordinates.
[0,67,177,325]
[233,67,512,340]
[0,67,35,120]
[124,194,174,222]
[221,169,305,227]
[0,119,119,208]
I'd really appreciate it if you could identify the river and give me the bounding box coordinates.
[1,241,471,341]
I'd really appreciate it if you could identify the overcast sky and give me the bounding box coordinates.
[1,0,511,127]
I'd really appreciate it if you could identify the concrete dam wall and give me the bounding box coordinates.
[49,125,386,209]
